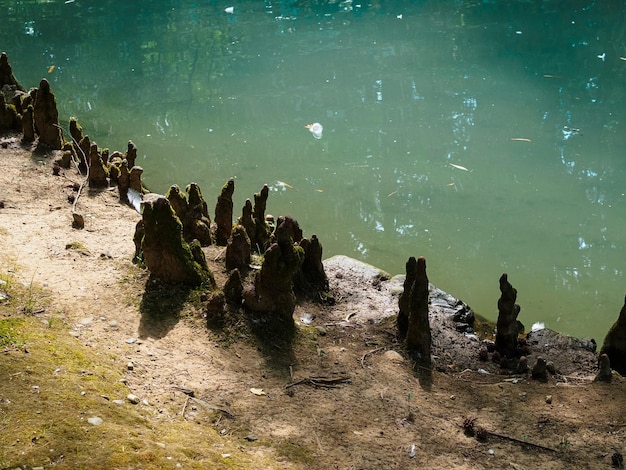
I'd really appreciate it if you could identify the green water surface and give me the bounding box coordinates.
[2,0,626,342]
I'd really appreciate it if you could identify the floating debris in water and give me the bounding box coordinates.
[275,180,293,189]
[448,162,469,172]
[224,6,234,14]
[305,122,323,139]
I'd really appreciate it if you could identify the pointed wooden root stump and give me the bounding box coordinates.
[397,256,417,340]
[405,256,431,364]
[599,295,626,376]
[594,353,612,382]
[495,273,521,358]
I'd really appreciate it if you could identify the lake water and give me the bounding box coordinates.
[2,0,626,342]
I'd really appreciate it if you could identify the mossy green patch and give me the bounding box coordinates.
[0,276,291,470]
[275,439,315,466]
[0,317,24,348]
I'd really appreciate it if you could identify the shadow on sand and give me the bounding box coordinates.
[137,276,199,339]
[207,306,297,374]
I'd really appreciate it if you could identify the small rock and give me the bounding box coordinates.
[383,350,404,363]
[87,416,103,426]
[315,326,327,336]
[244,434,259,442]
[545,395,553,404]
[126,337,137,344]
[127,394,140,404]
[127,361,134,371]
[112,399,125,405]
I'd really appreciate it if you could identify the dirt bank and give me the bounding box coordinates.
[1,133,625,469]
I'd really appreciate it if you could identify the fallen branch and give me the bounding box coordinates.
[360,346,387,368]
[463,417,558,453]
[285,375,351,389]
[487,429,558,453]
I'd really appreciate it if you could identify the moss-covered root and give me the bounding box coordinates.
[0,52,25,90]
[215,178,235,246]
[252,184,270,252]
[294,234,329,298]
[495,273,521,358]
[0,91,19,131]
[243,217,305,321]
[140,195,214,287]
[33,78,63,149]
[87,142,109,187]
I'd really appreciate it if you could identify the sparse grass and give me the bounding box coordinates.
[0,274,291,470]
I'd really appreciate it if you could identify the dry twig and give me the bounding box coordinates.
[54,124,88,228]
[360,346,387,368]
[181,396,190,420]
[463,417,558,453]
[285,375,351,389]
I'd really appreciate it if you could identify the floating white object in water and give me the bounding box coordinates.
[449,162,469,171]
[531,322,545,332]
[305,122,323,139]
[225,6,234,14]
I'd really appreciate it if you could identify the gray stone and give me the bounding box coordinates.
[127,394,140,404]
[383,350,404,363]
